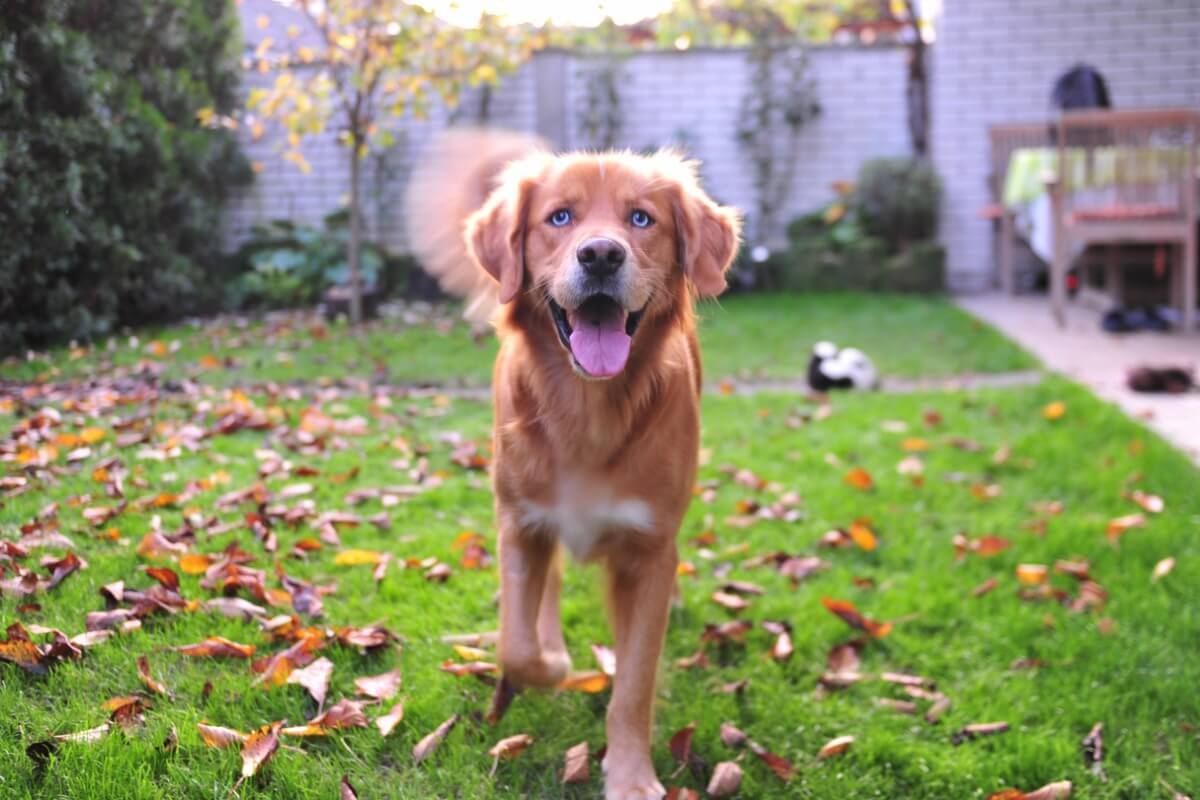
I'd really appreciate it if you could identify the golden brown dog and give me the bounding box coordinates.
[407,130,741,799]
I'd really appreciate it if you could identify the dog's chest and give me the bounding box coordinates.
[519,475,654,560]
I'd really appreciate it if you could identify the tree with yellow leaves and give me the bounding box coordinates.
[246,1,535,323]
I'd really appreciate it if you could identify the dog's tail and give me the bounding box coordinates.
[404,128,548,331]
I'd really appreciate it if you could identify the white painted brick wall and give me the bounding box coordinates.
[222,41,912,255]
[932,0,1200,291]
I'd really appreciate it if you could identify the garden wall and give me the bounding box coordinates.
[223,5,911,256]
[931,0,1200,291]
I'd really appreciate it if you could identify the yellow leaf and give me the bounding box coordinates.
[256,14,270,29]
[1042,401,1066,420]
[901,438,929,452]
[283,150,310,174]
[80,427,106,444]
[848,520,877,551]
[844,467,874,491]
[334,549,385,566]
[179,554,213,575]
[556,671,610,693]
[1016,563,1048,585]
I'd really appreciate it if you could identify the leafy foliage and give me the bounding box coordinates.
[854,157,943,250]
[0,0,251,353]
[228,211,416,311]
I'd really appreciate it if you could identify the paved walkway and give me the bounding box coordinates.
[958,293,1200,463]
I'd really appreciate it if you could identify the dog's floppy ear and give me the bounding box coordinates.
[672,184,742,298]
[465,167,537,304]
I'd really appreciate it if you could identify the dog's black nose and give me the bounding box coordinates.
[576,237,626,277]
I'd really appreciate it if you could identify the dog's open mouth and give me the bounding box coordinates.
[549,295,645,378]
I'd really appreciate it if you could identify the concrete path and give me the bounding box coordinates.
[958,293,1200,463]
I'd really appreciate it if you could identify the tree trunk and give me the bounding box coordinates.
[347,136,364,325]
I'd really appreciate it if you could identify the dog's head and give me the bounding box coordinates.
[465,150,741,379]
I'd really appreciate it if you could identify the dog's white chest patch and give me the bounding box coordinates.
[519,477,653,560]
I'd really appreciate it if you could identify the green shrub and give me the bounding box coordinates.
[229,211,417,310]
[0,0,250,353]
[854,157,942,251]
[880,240,946,293]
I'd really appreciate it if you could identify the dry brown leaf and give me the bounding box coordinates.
[821,597,892,638]
[340,775,359,800]
[1106,513,1146,542]
[136,655,168,696]
[817,734,855,759]
[286,656,333,707]
[1026,782,1073,800]
[375,702,404,737]
[719,721,748,749]
[240,721,283,779]
[55,723,111,744]
[556,671,610,693]
[844,467,874,491]
[488,733,534,775]
[668,721,696,773]
[354,668,401,701]
[1128,490,1164,513]
[748,739,795,780]
[771,631,794,661]
[197,722,247,748]
[412,714,459,763]
[561,740,589,784]
[952,721,1010,745]
[1152,556,1176,582]
[711,590,749,612]
[706,761,743,797]
[174,636,255,659]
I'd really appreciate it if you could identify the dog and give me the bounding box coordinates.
[807,340,879,392]
[407,130,741,799]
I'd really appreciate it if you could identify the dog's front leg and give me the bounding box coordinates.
[497,521,571,689]
[602,539,677,800]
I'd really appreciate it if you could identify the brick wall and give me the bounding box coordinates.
[931,0,1200,291]
[222,10,911,254]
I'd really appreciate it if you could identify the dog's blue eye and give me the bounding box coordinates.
[630,209,653,228]
[548,209,572,227]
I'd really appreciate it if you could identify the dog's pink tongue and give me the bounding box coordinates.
[569,315,630,377]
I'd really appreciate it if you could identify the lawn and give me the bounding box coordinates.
[2,293,1036,389]
[2,298,1196,800]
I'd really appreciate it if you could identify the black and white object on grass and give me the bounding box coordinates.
[807,341,879,392]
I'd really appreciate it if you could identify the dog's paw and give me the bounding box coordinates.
[602,752,664,800]
[500,648,571,689]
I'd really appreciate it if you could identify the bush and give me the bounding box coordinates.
[0,0,251,353]
[854,157,942,251]
[229,211,418,311]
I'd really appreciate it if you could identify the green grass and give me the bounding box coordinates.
[2,293,1036,387]
[2,362,1197,797]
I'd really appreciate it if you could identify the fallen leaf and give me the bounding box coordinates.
[197,722,247,748]
[333,549,386,566]
[1128,490,1163,513]
[711,590,749,612]
[848,519,878,551]
[1026,782,1073,800]
[1043,401,1066,420]
[1016,564,1048,585]
[706,761,743,797]
[1152,556,1175,582]
[287,657,334,707]
[0,622,47,673]
[561,741,589,784]
[240,721,283,779]
[136,655,168,696]
[821,597,892,638]
[1106,513,1146,542]
[817,734,855,759]
[412,714,459,763]
[748,739,795,780]
[844,467,874,491]
[668,721,696,772]
[556,671,610,693]
[175,636,255,659]
[56,723,111,744]
[952,721,1010,745]
[340,775,359,800]
[354,668,401,701]
[488,733,533,775]
[375,702,404,737]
